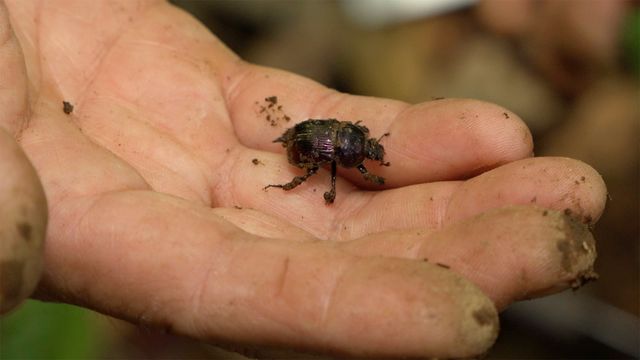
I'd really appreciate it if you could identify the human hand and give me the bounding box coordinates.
[1,1,606,358]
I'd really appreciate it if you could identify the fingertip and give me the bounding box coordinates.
[322,257,499,358]
[532,156,608,225]
[446,156,608,226]
[447,98,534,169]
[385,98,534,184]
[558,157,608,224]
[473,206,599,307]
[543,207,599,293]
[456,286,501,356]
[420,205,599,309]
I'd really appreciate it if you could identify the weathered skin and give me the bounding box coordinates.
[265,119,389,204]
[0,129,47,314]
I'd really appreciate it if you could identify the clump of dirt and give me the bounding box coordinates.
[255,96,291,126]
[62,101,74,114]
[555,212,599,290]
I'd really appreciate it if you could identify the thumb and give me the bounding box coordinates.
[0,127,47,314]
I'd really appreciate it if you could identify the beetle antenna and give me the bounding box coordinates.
[377,132,390,142]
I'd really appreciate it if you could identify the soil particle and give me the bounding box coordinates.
[251,158,263,166]
[555,212,598,289]
[556,240,575,272]
[62,101,74,114]
[256,96,291,127]
[265,96,277,107]
[570,269,599,290]
[473,307,496,327]
[16,222,32,242]
[584,215,593,225]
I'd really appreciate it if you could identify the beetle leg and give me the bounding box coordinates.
[264,166,319,191]
[323,161,337,204]
[376,133,390,166]
[272,135,288,145]
[357,164,385,185]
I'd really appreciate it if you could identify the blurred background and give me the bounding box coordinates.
[2,0,638,358]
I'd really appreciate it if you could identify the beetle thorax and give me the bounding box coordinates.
[334,123,366,168]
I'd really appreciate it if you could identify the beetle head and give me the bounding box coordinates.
[365,132,390,166]
[365,138,386,163]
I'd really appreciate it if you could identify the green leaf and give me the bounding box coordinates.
[0,300,106,359]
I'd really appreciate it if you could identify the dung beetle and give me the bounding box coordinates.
[264,119,390,204]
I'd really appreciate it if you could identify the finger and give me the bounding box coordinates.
[38,190,498,358]
[225,64,533,187]
[339,206,598,310]
[446,156,608,225]
[220,150,605,241]
[333,156,606,239]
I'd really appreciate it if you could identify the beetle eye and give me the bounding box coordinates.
[375,147,384,160]
[365,139,383,160]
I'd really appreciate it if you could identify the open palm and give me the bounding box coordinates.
[2,1,606,358]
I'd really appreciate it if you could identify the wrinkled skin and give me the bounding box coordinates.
[0,1,607,358]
